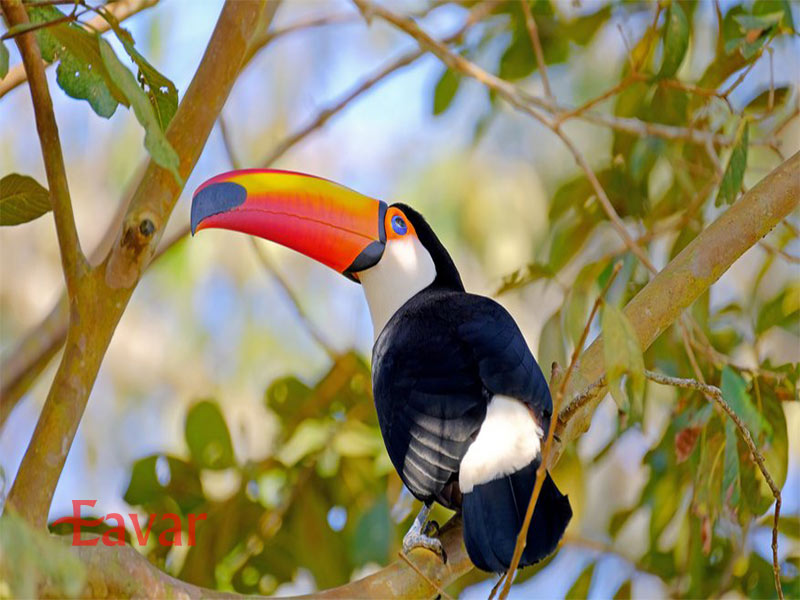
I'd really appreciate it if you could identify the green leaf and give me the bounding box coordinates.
[277,419,333,467]
[432,68,461,116]
[566,562,595,599]
[349,497,391,565]
[185,400,235,470]
[0,40,9,79]
[732,11,785,34]
[28,7,123,118]
[614,579,632,599]
[332,421,383,457]
[123,454,204,513]
[538,310,566,378]
[742,85,791,113]
[496,261,554,295]
[602,302,645,413]
[753,0,795,32]
[715,122,748,206]
[722,418,741,510]
[98,9,178,130]
[756,283,800,335]
[1,512,87,598]
[98,38,182,184]
[657,2,689,79]
[0,173,51,226]
[720,367,769,441]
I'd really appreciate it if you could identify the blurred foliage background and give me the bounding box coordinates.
[0,0,798,598]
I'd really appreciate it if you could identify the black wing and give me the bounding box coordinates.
[371,291,551,503]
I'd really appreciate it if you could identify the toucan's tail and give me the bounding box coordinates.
[461,461,572,573]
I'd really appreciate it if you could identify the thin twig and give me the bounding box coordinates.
[644,369,784,600]
[759,241,800,264]
[520,0,553,101]
[557,375,607,427]
[397,552,454,600]
[261,2,489,167]
[2,0,86,297]
[249,239,338,360]
[498,263,622,598]
[352,0,739,149]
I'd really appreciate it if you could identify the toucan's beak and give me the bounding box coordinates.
[191,169,387,281]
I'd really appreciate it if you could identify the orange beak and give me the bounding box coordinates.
[191,169,387,281]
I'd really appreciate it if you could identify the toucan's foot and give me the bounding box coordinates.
[402,504,446,563]
[402,528,447,563]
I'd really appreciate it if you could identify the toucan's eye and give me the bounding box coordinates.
[391,215,408,235]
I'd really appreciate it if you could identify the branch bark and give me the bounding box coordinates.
[556,151,799,450]
[0,2,486,425]
[2,0,87,298]
[5,0,276,529]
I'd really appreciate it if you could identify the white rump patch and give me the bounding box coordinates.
[458,396,543,493]
[359,236,436,339]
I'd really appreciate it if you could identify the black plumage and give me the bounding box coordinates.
[371,205,571,572]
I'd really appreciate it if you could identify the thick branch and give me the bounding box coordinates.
[557,151,799,448]
[5,0,275,528]
[0,3,485,425]
[2,0,86,297]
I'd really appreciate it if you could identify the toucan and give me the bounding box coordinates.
[190,169,572,573]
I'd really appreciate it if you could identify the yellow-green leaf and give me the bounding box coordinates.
[657,2,689,79]
[0,174,51,226]
[602,301,645,413]
[716,122,748,206]
[28,6,123,118]
[98,9,178,130]
[185,400,235,470]
[0,40,9,79]
[98,38,182,184]
[566,562,595,599]
[432,67,461,116]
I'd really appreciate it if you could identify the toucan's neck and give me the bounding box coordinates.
[359,236,437,340]
[359,203,464,340]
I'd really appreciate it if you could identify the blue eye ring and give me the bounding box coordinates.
[391,215,408,235]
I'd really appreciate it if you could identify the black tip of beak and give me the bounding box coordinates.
[190,181,248,235]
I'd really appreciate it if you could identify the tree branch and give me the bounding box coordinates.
[2,0,86,298]
[0,1,487,426]
[520,0,552,102]
[5,0,276,529]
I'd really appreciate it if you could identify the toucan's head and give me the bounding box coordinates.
[191,169,463,336]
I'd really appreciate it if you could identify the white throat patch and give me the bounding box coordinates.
[459,395,543,493]
[358,236,436,340]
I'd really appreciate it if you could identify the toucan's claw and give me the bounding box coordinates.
[423,519,440,537]
[403,504,447,563]
[403,529,447,563]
